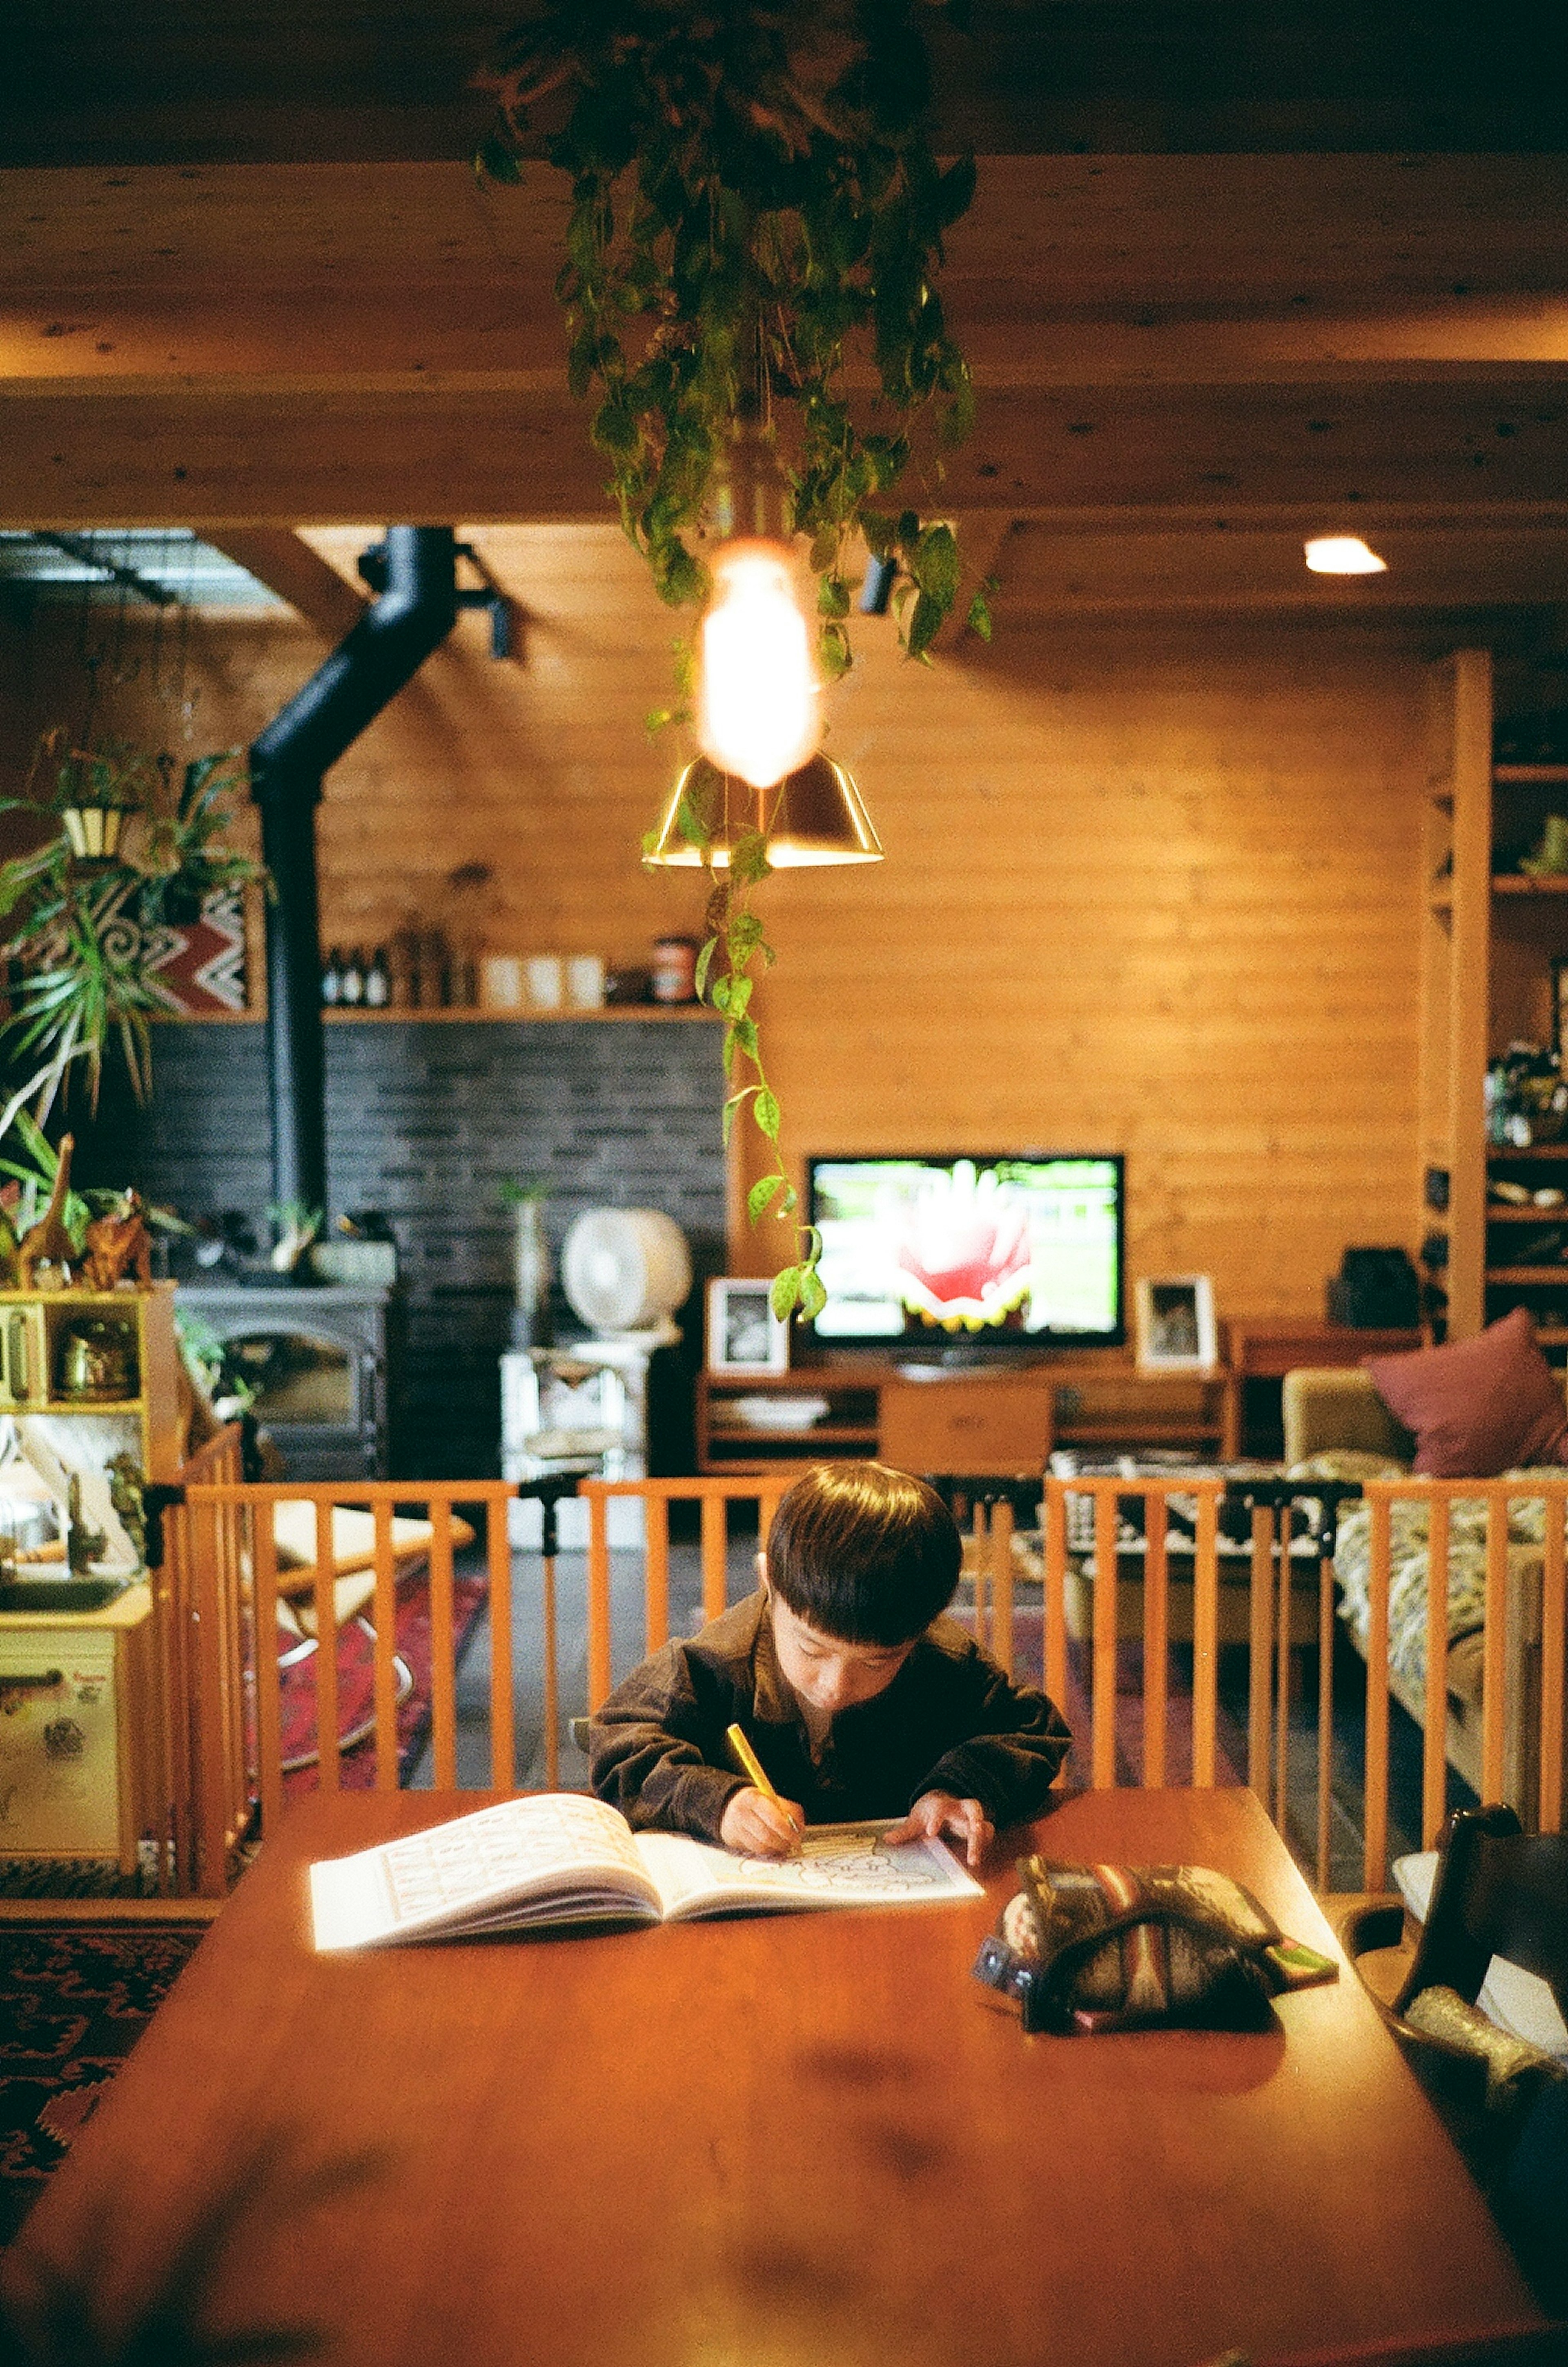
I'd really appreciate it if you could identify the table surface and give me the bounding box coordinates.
[4,1788,1542,2367]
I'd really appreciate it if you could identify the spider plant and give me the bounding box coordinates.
[0,735,265,1125]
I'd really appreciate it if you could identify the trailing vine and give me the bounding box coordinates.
[483,1,995,1317]
[479,0,993,671]
[680,794,824,1323]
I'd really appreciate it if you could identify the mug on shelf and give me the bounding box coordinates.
[480,954,526,1012]
[567,954,606,1010]
[526,955,565,1012]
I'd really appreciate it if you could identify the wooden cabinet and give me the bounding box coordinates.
[695,1357,1226,1474]
[1421,652,1568,1353]
[0,1285,185,1872]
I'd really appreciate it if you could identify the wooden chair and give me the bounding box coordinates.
[1341,1805,1568,2309]
[268,1503,474,1771]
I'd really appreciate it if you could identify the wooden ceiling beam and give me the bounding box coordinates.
[202,528,367,639]
[7,296,1568,395]
[5,382,1568,530]
[7,158,1568,310]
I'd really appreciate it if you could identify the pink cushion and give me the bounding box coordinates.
[1362,1308,1568,1478]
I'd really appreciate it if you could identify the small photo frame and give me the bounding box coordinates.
[706,1278,790,1375]
[1134,1275,1218,1374]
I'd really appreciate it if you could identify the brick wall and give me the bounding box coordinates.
[72,1017,727,1476]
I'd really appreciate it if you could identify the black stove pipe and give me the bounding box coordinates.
[249,526,458,1216]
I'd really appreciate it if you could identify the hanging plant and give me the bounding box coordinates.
[481,1,991,1319]
[0,730,266,1128]
[478,0,992,670]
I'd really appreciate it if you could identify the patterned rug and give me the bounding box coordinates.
[0,1924,204,2247]
[279,1572,488,1796]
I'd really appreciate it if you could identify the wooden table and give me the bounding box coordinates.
[3,1789,1542,2367]
[1219,1318,1423,1458]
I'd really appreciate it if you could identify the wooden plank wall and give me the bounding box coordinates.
[0,528,1429,1318]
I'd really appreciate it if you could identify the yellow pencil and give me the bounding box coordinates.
[725,1722,801,1850]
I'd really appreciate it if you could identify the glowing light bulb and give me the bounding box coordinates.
[695,539,821,789]
[1304,535,1388,575]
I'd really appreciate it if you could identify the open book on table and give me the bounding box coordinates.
[310,1791,985,1952]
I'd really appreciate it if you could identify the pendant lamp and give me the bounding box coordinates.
[644,755,884,869]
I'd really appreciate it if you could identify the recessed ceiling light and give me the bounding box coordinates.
[1304,535,1388,575]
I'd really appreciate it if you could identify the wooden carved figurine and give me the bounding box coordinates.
[17,1133,77,1290]
[82,1191,154,1291]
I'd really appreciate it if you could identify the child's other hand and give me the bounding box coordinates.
[884,1792,994,1869]
[720,1787,804,1857]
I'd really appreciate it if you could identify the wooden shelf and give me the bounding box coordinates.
[323,1005,716,1024]
[1485,1266,1568,1284]
[1488,1144,1568,1161]
[1494,764,1568,783]
[1486,1204,1568,1219]
[707,1424,878,1448]
[1491,875,1568,894]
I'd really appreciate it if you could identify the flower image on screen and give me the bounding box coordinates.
[808,1156,1123,1346]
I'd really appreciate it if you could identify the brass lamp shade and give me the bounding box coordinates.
[645,755,883,869]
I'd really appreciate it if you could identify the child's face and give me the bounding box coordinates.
[760,1560,915,1718]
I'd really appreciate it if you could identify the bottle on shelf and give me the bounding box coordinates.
[321,947,343,1007]
[340,948,366,1007]
[365,947,391,1008]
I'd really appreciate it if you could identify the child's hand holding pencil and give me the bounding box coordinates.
[719,1723,804,1857]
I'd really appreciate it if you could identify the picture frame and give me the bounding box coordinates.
[1134,1275,1218,1374]
[706,1277,790,1376]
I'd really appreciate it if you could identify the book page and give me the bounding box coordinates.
[633,1820,986,1921]
[310,1794,660,1950]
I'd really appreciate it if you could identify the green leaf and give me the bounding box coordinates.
[474,136,523,187]
[937,155,978,229]
[730,832,772,889]
[770,1266,802,1322]
[709,972,734,1016]
[722,1087,757,1146]
[817,573,850,619]
[819,621,851,681]
[966,589,993,641]
[911,522,961,606]
[731,1016,760,1062]
[748,1174,786,1223]
[906,588,944,658]
[798,1266,829,1322]
[694,934,719,1000]
[721,972,752,1019]
[754,1085,780,1140]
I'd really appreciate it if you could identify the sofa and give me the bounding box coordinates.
[1283,1365,1566,1821]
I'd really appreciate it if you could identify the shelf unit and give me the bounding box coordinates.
[1421,655,1568,1352]
[0,1284,184,1869]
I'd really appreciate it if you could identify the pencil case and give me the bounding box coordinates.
[972,1857,1336,2035]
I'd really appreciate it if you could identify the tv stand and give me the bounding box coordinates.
[695,1355,1226,1474]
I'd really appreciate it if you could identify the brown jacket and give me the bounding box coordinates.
[589,1591,1072,1842]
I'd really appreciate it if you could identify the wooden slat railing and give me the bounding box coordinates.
[156,1465,1566,1903]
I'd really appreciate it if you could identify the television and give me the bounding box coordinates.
[805,1154,1125,1358]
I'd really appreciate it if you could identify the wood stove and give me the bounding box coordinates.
[177,1283,399,1479]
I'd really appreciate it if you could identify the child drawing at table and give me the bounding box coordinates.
[589,1462,1071,1867]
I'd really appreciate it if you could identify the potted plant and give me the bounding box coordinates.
[0,730,267,1130]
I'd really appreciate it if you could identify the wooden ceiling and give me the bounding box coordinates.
[4,4,1568,627]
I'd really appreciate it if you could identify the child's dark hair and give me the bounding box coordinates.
[764,1463,961,1646]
